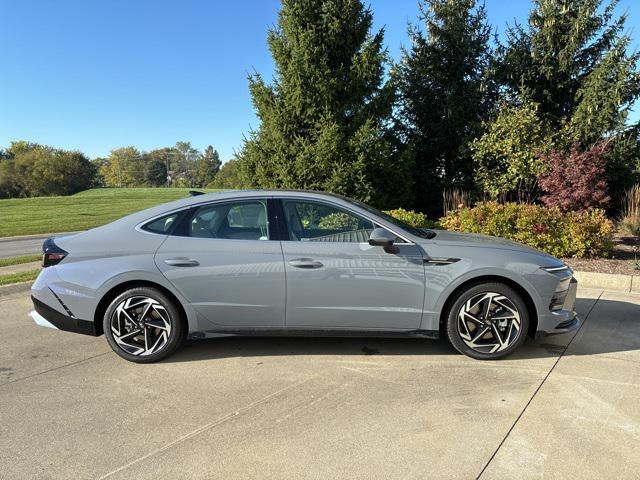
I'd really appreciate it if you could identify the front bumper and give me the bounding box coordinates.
[536,277,580,337]
[30,296,99,336]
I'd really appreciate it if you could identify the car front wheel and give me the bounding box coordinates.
[446,282,529,360]
[103,287,185,363]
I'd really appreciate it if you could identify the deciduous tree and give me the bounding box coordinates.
[538,143,610,212]
[208,158,248,189]
[99,147,143,187]
[0,142,94,197]
[472,102,553,202]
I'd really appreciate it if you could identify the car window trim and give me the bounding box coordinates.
[138,210,188,236]
[136,197,275,241]
[275,196,415,245]
[135,194,415,244]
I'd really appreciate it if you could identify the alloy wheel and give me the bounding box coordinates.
[457,292,521,354]
[110,296,172,356]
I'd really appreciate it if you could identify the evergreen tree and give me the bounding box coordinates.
[499,0,640,142]
[395,0,494,215]
[490,0,640,209]
[238,0,407,207]
[195,145,221,187]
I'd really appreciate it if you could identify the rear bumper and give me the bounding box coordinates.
[30,296,99,336]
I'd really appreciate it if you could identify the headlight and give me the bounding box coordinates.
[542,265,569,273]
[543,264,573,311]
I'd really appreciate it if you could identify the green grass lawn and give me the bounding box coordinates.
[0,254,42,267]
[0,269,40,286]
[0,188,222,237]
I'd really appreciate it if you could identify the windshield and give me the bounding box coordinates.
[345,198,436,239]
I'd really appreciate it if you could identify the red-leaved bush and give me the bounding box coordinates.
[538,143,610,213]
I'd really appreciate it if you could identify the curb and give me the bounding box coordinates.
[573,270,639,294]
[0,281,32,298]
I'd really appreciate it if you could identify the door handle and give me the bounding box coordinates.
[288,258,323,269]
[164,258,200,267]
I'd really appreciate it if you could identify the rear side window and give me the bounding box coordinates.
[142,213,179,234]
[186,200,269,240]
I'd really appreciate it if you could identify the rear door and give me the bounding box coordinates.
[154,198,286,328]
[278,198,425,330]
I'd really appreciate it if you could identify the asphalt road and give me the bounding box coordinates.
[0,232,77,259]
[1,287,639,479]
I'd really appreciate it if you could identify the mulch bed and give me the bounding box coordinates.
[563,233,640,276]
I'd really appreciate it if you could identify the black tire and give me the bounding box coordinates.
[103,287,185,363]
[445,282,529,360]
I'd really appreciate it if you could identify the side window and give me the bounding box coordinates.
[282,200,375,242]
[188,200,269,240]
[142,213,179,234]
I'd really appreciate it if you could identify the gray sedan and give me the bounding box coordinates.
[30,190,578,363]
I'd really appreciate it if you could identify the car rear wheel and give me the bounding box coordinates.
[103,287,185,363]
[446,282,529,360]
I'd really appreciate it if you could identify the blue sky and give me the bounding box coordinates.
[2,0,640,161]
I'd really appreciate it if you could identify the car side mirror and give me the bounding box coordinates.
[368,228,395,247]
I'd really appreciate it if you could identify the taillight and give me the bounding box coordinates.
[42,238,67,268]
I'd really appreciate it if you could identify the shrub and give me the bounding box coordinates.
[384,208,436,228]
[620,184,640,236]
[538,142,610,212]
[318,212,359,230]
[439,202,614,258]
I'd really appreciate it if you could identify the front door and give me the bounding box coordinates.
[154,198,285,328]
[278,199,425,330]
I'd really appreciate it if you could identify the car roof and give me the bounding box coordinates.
[107,189,362,227]
[80,189,418,244]
[187,189,348,201]
[163,189,359,210]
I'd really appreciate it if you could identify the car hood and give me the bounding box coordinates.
[422,229,560,263]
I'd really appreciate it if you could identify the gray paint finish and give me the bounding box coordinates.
[155,235,286,328]
[30,189,578,348]
[282,241,425,329]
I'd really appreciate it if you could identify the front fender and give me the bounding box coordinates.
[420,265,545,332]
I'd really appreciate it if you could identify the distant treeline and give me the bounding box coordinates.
[0,141,244,199]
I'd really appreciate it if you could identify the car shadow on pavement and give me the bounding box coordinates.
[168,335,458,363]
[163,297,640,364]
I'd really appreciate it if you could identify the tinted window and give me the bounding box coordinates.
[188,200,269,240]
[345,198,435,239]
[282,200,375,242]
[142,213,179,234]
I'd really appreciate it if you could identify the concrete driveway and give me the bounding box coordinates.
[1,287,638,479]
